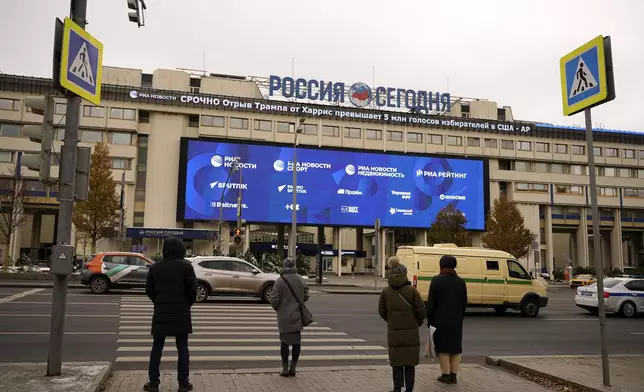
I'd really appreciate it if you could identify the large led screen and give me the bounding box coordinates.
[178,138,488,230]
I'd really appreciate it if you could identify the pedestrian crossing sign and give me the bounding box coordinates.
[59,17,103,106]
[560,35,615,116]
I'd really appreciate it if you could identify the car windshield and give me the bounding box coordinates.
[576,274,592,279]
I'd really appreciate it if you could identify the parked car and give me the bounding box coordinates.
[570,274,596,289]
[188,256,280,303]
[575,277,644,318]
[80,252,154,294]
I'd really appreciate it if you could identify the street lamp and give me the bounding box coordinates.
[217,158,239,255]
[288,118,306,259]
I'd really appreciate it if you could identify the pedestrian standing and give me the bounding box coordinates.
[144,237,198,392]
[426,255,467,384]
[378,256,425,392]
[270,257,310,377]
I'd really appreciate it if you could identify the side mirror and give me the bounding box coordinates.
[145,263,152,268]
[253,269,261,274]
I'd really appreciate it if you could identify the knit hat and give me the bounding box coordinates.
[439,255,457,269]
[283,257,296,269]
[391,263,408,275]
[387,256,400,269]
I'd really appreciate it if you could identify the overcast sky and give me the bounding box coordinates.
[1,0,641,131]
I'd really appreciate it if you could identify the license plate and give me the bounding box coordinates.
[581,291,593,296]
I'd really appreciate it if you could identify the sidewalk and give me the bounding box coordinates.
[0,362,111,392]
[103,364,560,392]
[487,355,644,392]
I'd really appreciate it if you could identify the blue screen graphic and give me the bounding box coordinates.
[181,139,487,230]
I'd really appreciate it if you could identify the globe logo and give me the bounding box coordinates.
[211,155,223,167]
[345,164,356,175]
[129,90,139,99]
[440,194,445,200]
[348,82,372,108]
[273,160,285,172]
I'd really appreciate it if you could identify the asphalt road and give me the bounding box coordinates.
[0,285,642,371]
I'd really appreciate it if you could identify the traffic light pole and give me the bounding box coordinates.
[236,166,243,257]
[47,0,86,376]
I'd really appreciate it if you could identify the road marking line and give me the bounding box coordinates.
[0,313,117,318]
[0,289,44,304]
[3,301,118,305]
[117,345,385,352]
[118,338,366,343]
[0,332,116,335]
[118,325,331,331]
[119,320,288,325]
[119,305,273,312]
[115,354,390,362]
[119,315,276,320]
[119,331,347,336]
[542,318,596,321]
[631,332,644,335]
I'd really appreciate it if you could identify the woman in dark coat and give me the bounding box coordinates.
[426,255,468,384]
[378,257,425,392]
[270,257,310,377]
[145,237,198,392]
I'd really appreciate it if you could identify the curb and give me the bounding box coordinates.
[0,361,112,392]
[86,362,112,392]
[486,356,603,392]
[0,282,86,289]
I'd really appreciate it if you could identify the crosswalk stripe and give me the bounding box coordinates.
[119,315,277,320]
[117,345,385,352]
[118,331,347,336]
[118,326,331,331]
[115,354,390,362]
[118,338,366,343]
[119,320,288,325]
[119,305,273,311]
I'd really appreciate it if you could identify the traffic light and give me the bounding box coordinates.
[22,96,54,183]
[127,0,147,27]
[233,228,243,245]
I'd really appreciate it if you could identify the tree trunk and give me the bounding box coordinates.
[91,238,97,255]
[2,243,9,271]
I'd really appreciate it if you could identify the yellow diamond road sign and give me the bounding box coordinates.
[59,17,103,106]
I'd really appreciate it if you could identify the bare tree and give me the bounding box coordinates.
[206,220,224,256]
[0,168,29,271]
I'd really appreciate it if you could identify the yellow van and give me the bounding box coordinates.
[396,244,548,317]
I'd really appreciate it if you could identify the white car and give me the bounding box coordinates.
[575,277,644,318]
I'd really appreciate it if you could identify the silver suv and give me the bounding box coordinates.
[188,256,280,303]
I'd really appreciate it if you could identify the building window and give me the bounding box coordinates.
[141,73,153,89]
[515,183,548,192]
[639,150,644,160]
[599,187,617,197]
[407,132,422,143]
[428,134,442,145]
[188,115,199,127]
[556,185,583,194]
[620,168,634,178]
[638,169,644,179]
[253,119,271,132]
[202,115,226,128]
[467,137,480,147]
[0,98,20,111]
[554,144,568,154]
[387,130,402,142]
[111,158,132,170]
[605,147,618,157]
[110,108,136,120]
[344,127,361,139]
[302,124,317,135]
[55,103,67,115]
[624,189,643,198]
[501,140,514,150]
[111,132,133,145]
[276,122,294,133]
[83,106,105,118]
[518,141,532,151]
[624,149,635,159]
[0,123,21,137]
[0,151,13,162]
[447,136,462,146]
[550,163,565,174]
[230,117,249,130]
[80,130,103,143]
[593,147,602,156]
[604,167,616,177]
[497,108,506,121]
[514,161,531,172]
[484,138,498,148]
[572,145,585,155]
[536,142,550,152]
[366,129,382,140]
[138,110,150,123]
[571,165,587,175]
[322,125,339,137]
[534,162,547,173]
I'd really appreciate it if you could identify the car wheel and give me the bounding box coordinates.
[620,301,637,318]
[588,308,599,316]
[493,306,508,313]
[520,297,540,317]
[89,276,109,294]
[196,283,210,303]
[261,284,273,304]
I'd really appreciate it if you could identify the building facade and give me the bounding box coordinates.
[1,66,644,275]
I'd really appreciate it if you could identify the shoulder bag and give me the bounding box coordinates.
[281,274,314,327]
[396,288,424,326]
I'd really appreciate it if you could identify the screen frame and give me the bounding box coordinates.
[176,136,490,231]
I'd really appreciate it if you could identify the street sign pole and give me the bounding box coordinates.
[584,107,611,386]
[374,218,381,289]
[47,0,87,376]
[560,35,615,388]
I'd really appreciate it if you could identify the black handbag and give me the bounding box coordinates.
[280,275,314,327]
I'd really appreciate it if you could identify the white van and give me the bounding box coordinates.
[396,244,549,317]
